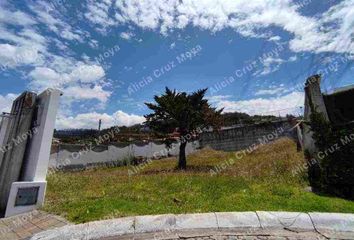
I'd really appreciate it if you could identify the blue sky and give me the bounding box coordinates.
[0,0,353,129]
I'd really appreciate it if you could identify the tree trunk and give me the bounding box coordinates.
[178,141,187,169]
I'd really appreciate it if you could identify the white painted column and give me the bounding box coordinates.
[22,89,62,181]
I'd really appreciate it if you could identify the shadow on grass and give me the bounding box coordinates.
[140,165,215,175]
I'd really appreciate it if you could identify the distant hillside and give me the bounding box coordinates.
[54,124,157,144]
[221,112,283,126]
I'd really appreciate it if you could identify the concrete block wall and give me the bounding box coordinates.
[199,120,294,152]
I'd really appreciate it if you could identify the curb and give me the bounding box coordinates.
[30,211,354,240]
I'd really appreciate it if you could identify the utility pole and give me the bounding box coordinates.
[98,119,102,134]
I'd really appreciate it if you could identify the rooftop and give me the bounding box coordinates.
[324,84,354,96]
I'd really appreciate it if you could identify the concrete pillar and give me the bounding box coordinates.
[304,75,329,121]
[0,116,12,168]
[0,115,10,146]
[0,89,61,218]
[0,92,37,215]
[21,89,62,182]
[303,75,329,156]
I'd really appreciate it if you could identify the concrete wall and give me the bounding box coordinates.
[303,75,330,156]
[323,88,354,125]
[199,120,295,152]
[49,141,199,170]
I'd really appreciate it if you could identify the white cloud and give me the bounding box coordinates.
[88,39,99,49]
[0,14,47,70]
[70,65,105,83]
[289,55,297,62]
[29,1,84,41]
[0,0,350,129]
[254,56,285,76]
[85,0,116,31]
[29,67,62,89]
[29,63,109,108]
[0,1,112,119]
[210,92,304,116]
[120,31,134,40]
[29,64,105,89]
[0,93,17,113]
[64,85,111,103]
[114,110,145,127]
[0,8,36,26]
[254,54,299,76]
[315,0,354,54]
[269,36,281,42]
[56,110,145,129]
[84,0,353,55]
[0,44,40,69]
[207,95,232,104]
[255,87,286,96]
[0,24,47,53]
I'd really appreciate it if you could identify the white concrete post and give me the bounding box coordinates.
[4,89,61,217]
[22,89,62,181]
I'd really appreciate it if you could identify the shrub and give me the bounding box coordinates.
[308,108,354,199]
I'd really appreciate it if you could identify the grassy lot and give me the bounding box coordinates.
[44,138,354,223]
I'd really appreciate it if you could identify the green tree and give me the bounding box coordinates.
[145,88,223,169]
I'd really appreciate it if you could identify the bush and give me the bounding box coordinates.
[308,109,354,199]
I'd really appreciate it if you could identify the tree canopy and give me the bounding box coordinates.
[145,87,223,169]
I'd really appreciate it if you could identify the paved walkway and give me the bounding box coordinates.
[30,211,354,240]
[1,211,354,239]
[0,210,70,240]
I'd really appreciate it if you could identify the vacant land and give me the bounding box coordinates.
[44,138,354,223]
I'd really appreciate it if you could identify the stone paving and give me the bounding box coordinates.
[0,210,70,240]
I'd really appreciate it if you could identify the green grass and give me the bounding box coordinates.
[44,138,354,223]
